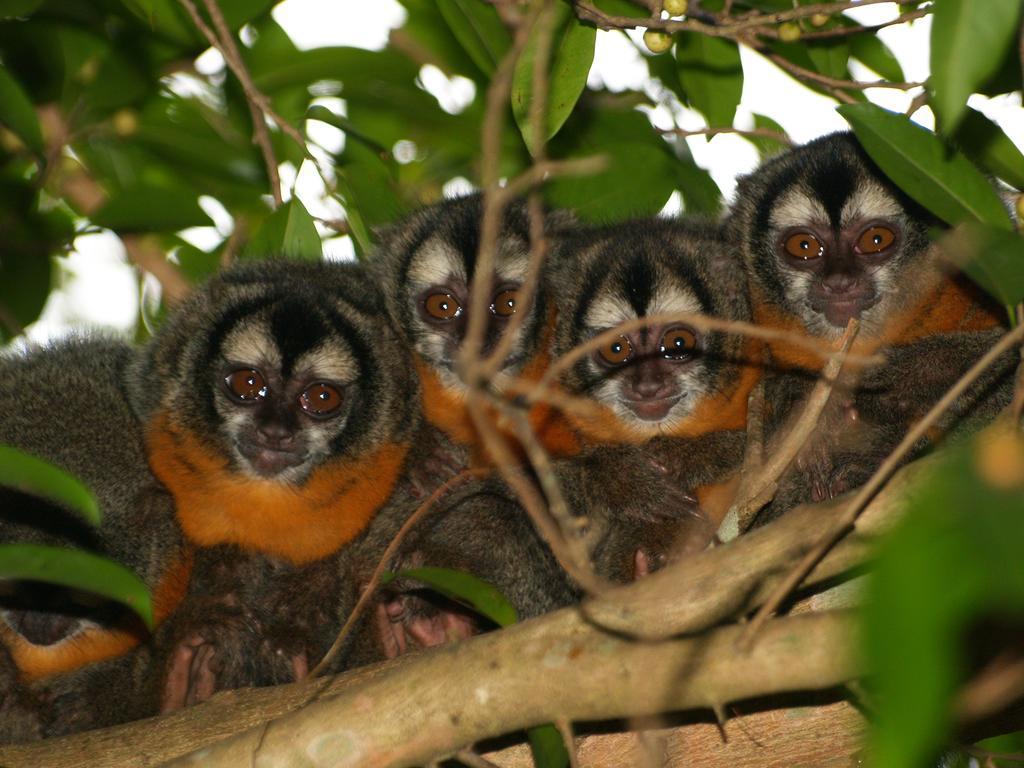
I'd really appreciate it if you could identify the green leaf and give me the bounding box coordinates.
[0,67,43,153]
[849,32,904,83]
[528,724,570,768]
[673,33,742,127]
[0,248,51,340]
[929,0,1023,134]
[395,0,485,79]
[512,2,596,156]
[170,239,222,284]
[940,223,1024,308]
[864,428,1024,768]
[805,39,850,82]
[838,103,1014,231]
[93,186,212,232]
[244,198,323,261]
[305,105,390,155]
[0,446,101,525]
[437,0,511,76]
[546,103,676,221]
[953,108,1024,190]
[0,544,154,629]
[334,140,410,257]
[0,0,43,18]
[674,150,722,215]
[382,567,519,628]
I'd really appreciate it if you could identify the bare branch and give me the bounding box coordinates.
[123,235,192,306]
[720,319,860,538]
[177,0,283,206]
[661,126,793,146]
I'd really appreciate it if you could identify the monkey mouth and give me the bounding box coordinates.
[618,394,683,423]
[236,443,310,478]
[811,293,880,327]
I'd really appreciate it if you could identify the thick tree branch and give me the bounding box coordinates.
[165,610,859,767]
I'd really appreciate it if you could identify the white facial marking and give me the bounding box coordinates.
[769,188,829,230]
[221,319,281,372]
[294,341,357,385]
[408,238,466,289]
[584,295,637,331]
[840,182,902,227]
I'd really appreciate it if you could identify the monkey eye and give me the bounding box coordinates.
[856,225,896,254]
[490,288,519,318]
[299,382,344,419]
[224,369,268,402]
[660,327,699,360]
[597,335,634,366]
[783,232,824,260]
[424,292,463,321]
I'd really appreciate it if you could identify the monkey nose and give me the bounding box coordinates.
[821,272,859,294]
[256,422,296,448]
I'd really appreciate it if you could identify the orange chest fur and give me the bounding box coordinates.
[754,274,1005,371]
[565,341,763,446]
[414,337,582,463]
[146,413,408,565]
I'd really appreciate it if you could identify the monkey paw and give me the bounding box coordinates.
[158,606,262,713]
[374,593,476,659]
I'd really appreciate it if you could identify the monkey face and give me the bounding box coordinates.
[212,313,360,483]
[581,286,710,431]
[553,218,750,438]
[372,195,565,394]
[406,234,535,391]
[139,261,418,487]
[731,132,933,338]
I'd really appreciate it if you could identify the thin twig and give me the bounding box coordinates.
[455,748,502,768]
[954,652,1024,723]
[757,45,923,94]
[960,745,1024,764]
[661,126,793,145]
[572,0,924,36]
[123,235,192,306]
[308,468,490,678]
[726,319,860,535]
[178,0,283,206]
[555,718,580,768]
[795,8,929,40]
[502,402,604,589]
[177,0,333,200]
[536,311,878,392]
[220,216,247,267]
[740,321,1024,649]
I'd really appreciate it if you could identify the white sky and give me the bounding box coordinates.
[22,1,1024,343]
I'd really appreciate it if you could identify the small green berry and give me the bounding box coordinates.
[1015,194,1024,222]
[643,29,674,54]
[810,13,830,27]
[778,22,802,42]
[663,0,688,17]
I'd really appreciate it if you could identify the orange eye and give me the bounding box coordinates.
[856,225,896,254]
[783,232,824,260]
[490,288,519,318]
[661,327,698,360]
[424,292,463,321]
[598,336,633,366]
[299,383,344,418]
[225,369,268,402]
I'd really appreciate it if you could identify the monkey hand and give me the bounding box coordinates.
[373,590,477,659]
[157,596,266,713]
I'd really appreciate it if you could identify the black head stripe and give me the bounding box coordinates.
[271,299,330,380]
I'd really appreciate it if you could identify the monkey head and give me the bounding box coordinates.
[550,217,756,442]
[729,131,936,339]
[371,194,572,395]
[134,261,418,564]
